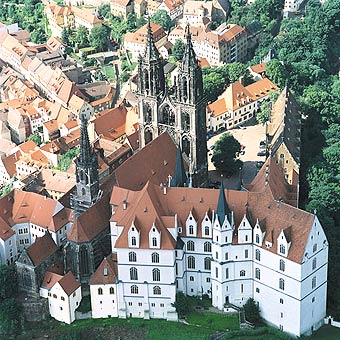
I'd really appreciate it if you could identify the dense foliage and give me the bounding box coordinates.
[0,0,47,43]
[150,10,172,32]
[57,148,80,172]
[243,298,262,326]
[212,133,243,176]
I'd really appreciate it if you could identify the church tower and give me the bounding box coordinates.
[71,113,101,216]
[137,22,207,186]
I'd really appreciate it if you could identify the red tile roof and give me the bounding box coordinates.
[27,232,58,266]
[90,253,118,285]
[58,271,81,296]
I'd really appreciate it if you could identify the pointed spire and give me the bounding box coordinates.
[216,182,231,225]
[79,113,92,164]
[144,16,160,60]
[182,24,198,70]
[170,146,188,187]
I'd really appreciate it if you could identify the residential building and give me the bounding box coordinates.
[283,0,303,18]
[169,23,247,66]
[267,87,301,185]
[207,78,279,132]
[41,271,82,324]
[110,0,134,19]
[124,22,167,61]
[0,151,20,186]
[182,1,213,27]
[68,94,94,120]
[157,0,183,21]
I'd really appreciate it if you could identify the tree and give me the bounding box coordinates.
[58,148,80,172]
[150,10,172,31]
[211,133,243,176]
[172,292,190,318]
[89,25,108,51]
[73,26,89,49]
[0,298,22,337]
[0,183,13,198]
[243,298,261,325]
[266,59,288,88]
[61,27,70,45]
[98,3,110,19]
[256,101,271,125]
[27,133,42,146]
[227,62,245,83]
[172,40,185,61]
[0,265,17,299]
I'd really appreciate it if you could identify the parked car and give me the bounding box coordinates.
[209,144,215,150]
[257,151,266,157]
[256,161,264,168]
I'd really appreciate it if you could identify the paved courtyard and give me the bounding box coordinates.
[207,120,266,189]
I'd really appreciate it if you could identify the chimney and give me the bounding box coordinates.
[163,186,167,195]
[123,200,127,210]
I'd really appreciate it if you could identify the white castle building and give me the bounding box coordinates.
[90,157,328,337]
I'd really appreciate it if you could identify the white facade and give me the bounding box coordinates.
[47,281,82,324]
[91,283,119,318]
[0,233,17,265]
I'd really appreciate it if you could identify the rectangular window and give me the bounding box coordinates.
[215,252,218,259]
[215,268,218,278]
[225,252,228,260]
[245,249,248,259]
[225,268,229,279]
[241,284,244,293]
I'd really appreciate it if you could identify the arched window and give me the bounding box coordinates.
[109,287,114,294]
[131,236,137,246]
[130,267,138,280]
[182,77,188,102]
[280,259,285,272]
[153,286,161,295]
[240,270,246,277]
[182,112,190,130]
[131,285,138,294]
[204,241,211,252]
[152,252,159,263]
[152,268,160,281]
[255,268,261,280]
[187,240,195,251]
[255,234,260,244]
[204,225,210,236]
[188,256,195,269]
[152,237,157,247]
[161,105,175,126]
[280,244,286,255]
[144,129,153,145]
[182,137,190,157]
[255,249,261,261]
[143,69,149,93]
[189,225,194,235]
[144,103,152,123]
[129,251,137,262]
[82,187,86,196]
[279,278,285,290]
[98,288,103,295]
[79,246,89,275]
[204,257,211,270]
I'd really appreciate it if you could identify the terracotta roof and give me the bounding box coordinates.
[111,182,316,263]
[207,98,227,118]
[2,151,20,177]
[246,78,279,100]
[43,119,59,133]
[19,140,37,154]
[94,104,128,141]
[198,57,210,68]
[41,271,63,290]
[0,216,15,241]
[124,22,165,45]
[250,62,266,74]
[162,0,183,11]
[27,232,58,266]
[115,132,188,191]
[67,194,111,243]
[90,253,118,285]
[126,130,139,151]
[72,7,102,25]
[57,271,81,295]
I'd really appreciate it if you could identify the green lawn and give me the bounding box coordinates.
[186,311,239,331]
[308,325,340,340]
[102,65,115,79]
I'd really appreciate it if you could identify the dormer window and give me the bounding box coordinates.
[189,225,194,234]
[205,226,209,236]
[280,244,286,255]
[255,234,260,244]
[152,237,157,247]
[313,244,317,252]
[132,236,136,246]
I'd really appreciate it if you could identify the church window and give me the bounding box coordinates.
[129,251,137,262]
[110,287,114,294]
[204,257,211,270]
[187,240,195,251]
[98,288,103,295]
[130,267,138,280]
[152,252,159,263]
[144,129,153,145]
[312,276,316,289]
[153,268,160,281]
[143,69,149,93]
[205,225,210,236]
[182,112,190,130]
[182,137,190,158]
[255,249,261,261]
[131,236,137,246]
[189,225,194,235]
[131,285,138,294]
[204,242,211,252]
[240,270,246,277]
[188,256,195,269]
[79,246,89,275]
[312,258,317,270]
[279,278,285,290]
[280,260,285,272]
[280,245,286,255]
[160,105,175,126]
[255,268,260,280]
[145,103,152,123]
[82,188,86,196]
[153,286,161,295]
[182,77,188,102]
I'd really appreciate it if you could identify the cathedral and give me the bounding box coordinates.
[136,20,208,186]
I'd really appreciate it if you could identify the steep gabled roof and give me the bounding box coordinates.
[90,253,118,285]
